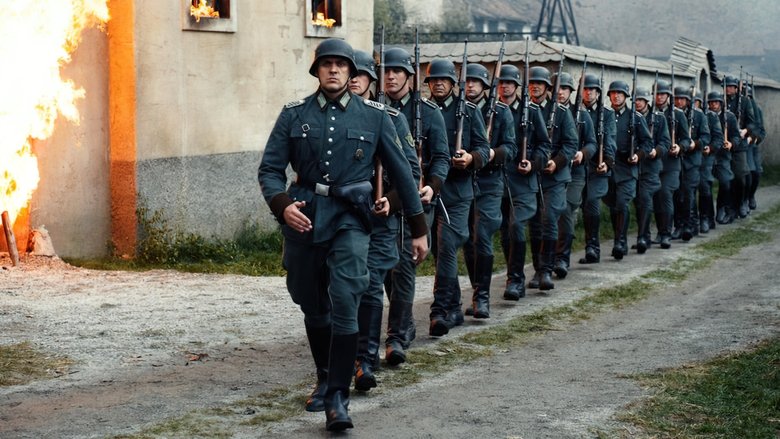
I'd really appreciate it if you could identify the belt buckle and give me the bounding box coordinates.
[315,182,330,197]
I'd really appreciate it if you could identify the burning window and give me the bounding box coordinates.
[182,0,237,33]
[306,0,346,38]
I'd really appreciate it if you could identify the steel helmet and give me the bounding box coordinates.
[529,66,552,86]
[724,76,739,87]
[706,91,724,103]
[353,50,377,81]
[583,73,601,91]
[383,47,415,75]
[309,38,357,77]
[634,86,652,102]
[498,64,522,86]
[655,80,672,95]
[466,63,490,88]
[673,86,692,100]
[425,58,457,83]
[608,80,630,97]
[556,72,575,91]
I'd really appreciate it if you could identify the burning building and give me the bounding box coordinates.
[0,0,373,258]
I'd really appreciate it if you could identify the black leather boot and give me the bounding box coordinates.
[579,215,600,264]
[304,323,331,412]
[472,255,493,319]
[324,332,358,431]
[553,234,574,279]
[539,240,556,290]
[748,171,759,210]
[504,240,526,300]
[385,300,414,366]
[636,206,650,254]
[448,278,465,327]
[611,210,626,260]
[659,213,672,249]
[354,303,382,391]
[430,278,456,337]
[528,238,542,289]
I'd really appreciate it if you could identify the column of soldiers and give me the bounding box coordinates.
[258,38,765,433]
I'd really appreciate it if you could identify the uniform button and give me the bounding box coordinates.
[329,127,335,131]
[331,116,336,121]
[325,161,330,166]
[328,138,333,142]
[331,106,336,110]
[327,150,332,155]
[360,136,364,141]
[302,133,307,138]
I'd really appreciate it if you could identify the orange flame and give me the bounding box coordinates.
[191,0,219,22]
[312,12,336,28]
[0,1,109,225]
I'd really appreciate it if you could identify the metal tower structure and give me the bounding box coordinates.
[534,0,580,46]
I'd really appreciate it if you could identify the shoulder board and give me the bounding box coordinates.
[529,102,540,109]
[465,101,477,109]
[385,106,400,117]
[673,107,685,114]
[556,103,568,111]
[496,101,508,109]
[284,99,305,109]
[421,97,439,109]
[363,98,385,111]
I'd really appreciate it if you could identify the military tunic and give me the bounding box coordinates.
[582,103,616,218]
[653,105,690,237]
[258,90,427,335]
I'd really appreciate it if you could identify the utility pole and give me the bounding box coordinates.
[534,0,579,46]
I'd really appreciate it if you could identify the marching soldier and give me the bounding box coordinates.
[425,58,491,336]
[258,39,429,432]
[527,66,578,290]
[708,89,740,225]
[724,76,756,219]
[497,64,551,300]
[383,47,450,364]
[652,80,691,248]
[696,92,724,233]
[606,80,652,258]
[553,72,596,278]
[578,74,616,264]
[462,63,517,318]
[673,86,710,239]
[348,50,421,392]
[633,86,668,253]
[745,85,765,211]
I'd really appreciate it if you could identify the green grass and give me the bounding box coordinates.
[0,342,73,386]
[611,338,780,439]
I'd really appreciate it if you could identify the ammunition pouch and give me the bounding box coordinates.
[332,180,374,233]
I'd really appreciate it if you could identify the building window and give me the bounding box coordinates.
[182,0,237,33]
[306,0,346,38]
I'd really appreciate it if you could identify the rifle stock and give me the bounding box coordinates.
[597,65,604,165]
[547,49,565,141]
[629,56,637,158]
[374,25,386,200]
[454,39,469,153]
[519,36,530,164]
[413,27,424,190]
[573,55,588,125]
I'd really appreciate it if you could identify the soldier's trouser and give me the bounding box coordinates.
[654,170,680,236]
[635,177,661,241]
[676,167,700,230]
[558,177,585,238]
[283,228,370,336]
[463,179,503,284]
[430,197,471,319]
[530,181,567,241]
[604,177,636,250]
[731,151,750,212]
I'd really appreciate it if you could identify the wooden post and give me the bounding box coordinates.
[2,211,20,266]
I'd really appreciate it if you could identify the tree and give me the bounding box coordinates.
[373,0,409,44]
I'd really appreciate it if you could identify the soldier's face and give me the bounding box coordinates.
[557,87,571,104]
[609,91,626,108]
[349,73,372,97]
[499,81,517,101]
[635,99,648,112]
[674,96,688,109]
[465,79,484,101]
[428,78,453,99]
[726,85,737,96]
[708,101,721,112]
[656,93,669,107]
[529,81,547,101]
[583,88,600,106]
[317,56,351,94]
[384,68,409,97]
[694,100,702,109]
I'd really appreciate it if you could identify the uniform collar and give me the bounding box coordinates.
[316,90,352,111]
[613,103,627,115]
[435,94,455,109]
[474,95,487,110]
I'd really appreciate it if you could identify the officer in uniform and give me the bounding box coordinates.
[708,90,739,224]
[633,86,669,253]
[258,39,429,432]
[673,86,709,239]
[725,76,756,219]
[696,92,724,233]
[553,72,596,278]
[425,58,490,336]
[745,85,765,211]
[348,50,421,392]
[606,80,652,258]
[462,63,517,318]
[527,66,577,290]
[579,74,616,264]
[652,80,690,248]
[383,47,450,364]
[497,64,551,300]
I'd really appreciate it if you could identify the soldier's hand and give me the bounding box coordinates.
[373,197,390,216]
[452,150,472,169]
[649,147,657,159]
[518,159,532,174]
[419,185,434,204]
[488,148,496,162]
[411,235,429,265]
[596,162,608,174]
[628,154,639,165]
[670,144,680,156]
[703,145,711,156]
[739,128,748,139]
[572,150,583,166]
[724,140,732,151]
[283,201,312,233]
[543,159,556,174]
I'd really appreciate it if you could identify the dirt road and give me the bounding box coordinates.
[1,187,779,438]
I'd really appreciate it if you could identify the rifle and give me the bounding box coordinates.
[573,54,588,126]
[721,75,728,143]
[736,66,744,128]
[485,33,506,141]
[413,27,424,190]
[629,56,637,158]
[649,70,658,143]
[669,65,677,155]
[374,25,386,202]
[597,65,604,165]
[519,36,531,164]
[454,39,469,153]
[547,49,565,141]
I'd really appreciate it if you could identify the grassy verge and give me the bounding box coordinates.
[0,342,73,386]
[606,338,780,439]
[115,198,780,438]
